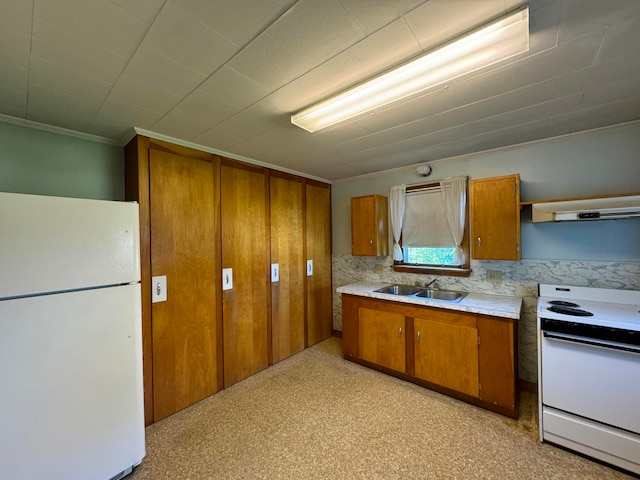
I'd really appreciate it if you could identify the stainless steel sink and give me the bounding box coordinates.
[374,284,423,296]
[373,284,467,302]
[416,289,467,302]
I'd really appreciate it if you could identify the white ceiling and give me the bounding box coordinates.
[2,0,640,181]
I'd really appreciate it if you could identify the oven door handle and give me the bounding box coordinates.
[543,331,640,354]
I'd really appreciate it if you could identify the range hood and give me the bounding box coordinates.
[531,194,640,222]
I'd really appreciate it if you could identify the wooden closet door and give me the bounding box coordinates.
[221,162,269,386]
[149,149,219,422]
[305,182,332,347]
[270,175,305,363]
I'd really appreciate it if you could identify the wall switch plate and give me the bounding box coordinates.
[151,275,167,303]
[486,269,502,283]
[271,263,279,282]
[307,259,313,276]
[222,268,233,290]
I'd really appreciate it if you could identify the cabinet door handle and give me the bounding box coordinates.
[369,239,373,245]
[417,331,421,343]
[477,237,482,247]
[398,327,403,338]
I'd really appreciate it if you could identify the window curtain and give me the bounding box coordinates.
[440,176,467,265]
[403,189,453,247]
[389,185,406,261]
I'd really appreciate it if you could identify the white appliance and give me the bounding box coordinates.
[531,194,640,222]
[537,284,640,475]
[0,192,145,480]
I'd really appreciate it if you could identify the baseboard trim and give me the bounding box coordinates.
[518,379,537,393]
[333,330,537,392]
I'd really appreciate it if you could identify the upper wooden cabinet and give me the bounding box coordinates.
[470,174,521,261]
[351,194,389,256]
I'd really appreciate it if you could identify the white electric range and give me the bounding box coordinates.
[537,284,640,475]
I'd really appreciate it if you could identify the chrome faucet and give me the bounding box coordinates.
[425,278,437,289]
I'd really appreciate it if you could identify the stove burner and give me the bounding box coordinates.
[548,300,580,307]
[547,306,594,317]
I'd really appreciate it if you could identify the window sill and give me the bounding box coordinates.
[392,264,471,277]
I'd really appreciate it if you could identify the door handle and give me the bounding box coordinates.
[417,331,421,343]
[398,327,403,338]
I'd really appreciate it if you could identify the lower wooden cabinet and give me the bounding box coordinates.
[414,312,479,398]
[359,307,406,373]
[342,294,518,418]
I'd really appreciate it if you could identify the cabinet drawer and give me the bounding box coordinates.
[417,308,477,328]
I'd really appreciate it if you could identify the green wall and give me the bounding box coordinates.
[0,121,124,201]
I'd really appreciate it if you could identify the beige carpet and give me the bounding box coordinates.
[129,337,634,479]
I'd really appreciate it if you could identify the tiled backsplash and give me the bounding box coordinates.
[332,254,640,383]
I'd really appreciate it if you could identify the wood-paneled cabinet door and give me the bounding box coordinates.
[351,194,388,256]
[470,174,521,260]
[414,315,479,398]
[270,175,305,363]
[305,183,332,347]
[149,149,219,422]
[358,307,406,373]
[221,162,269,387]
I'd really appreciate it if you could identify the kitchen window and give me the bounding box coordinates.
[390,177,470,276]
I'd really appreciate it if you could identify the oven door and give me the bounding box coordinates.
[540,327,640,434]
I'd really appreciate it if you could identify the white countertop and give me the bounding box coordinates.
[336,282,522,320]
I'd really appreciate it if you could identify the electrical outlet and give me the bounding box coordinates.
[374,263,384,274]
[486,269,502,284]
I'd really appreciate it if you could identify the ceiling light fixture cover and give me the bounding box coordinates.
[291,6,529,133]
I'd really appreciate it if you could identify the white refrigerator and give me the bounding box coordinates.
[0,192,145,480]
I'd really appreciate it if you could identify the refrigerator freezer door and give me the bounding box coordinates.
[0,193,140,299]
[0,284,145,480]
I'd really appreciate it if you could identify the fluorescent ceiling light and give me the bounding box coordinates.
[291,6,529,133]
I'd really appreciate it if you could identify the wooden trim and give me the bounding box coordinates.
[405,181,440,192]
[124,135,154,427]
[331,329,342,338]
[518,379,537,393]
[305,178,331,189]
[148,137,211,161]
[220,156,266,173]
[265,171,273,367]
[269,169,305,183]
[212,155,224,393]
[405,317,415,377]
[341,295,359,358]
[392,265,472,276]
[302,182,309,349]
[347,357,518,418]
